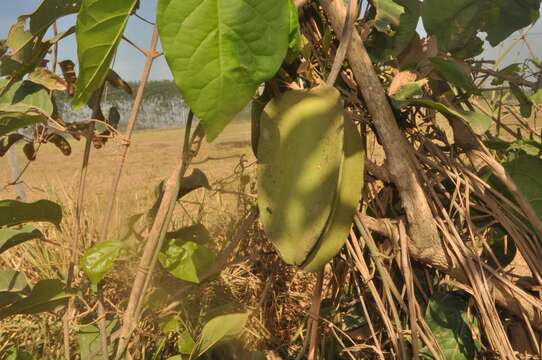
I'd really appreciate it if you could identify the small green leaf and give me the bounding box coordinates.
[0,200,62,227]
[159,314,180,334]
[430,57,479,95]
[374,0,405,35]
[0,279,69,320]
[391,79,427,102]
[159,240,215,284]
[157,0,290,140]
[73,0,138,108]
[412,99,491,135]
[425,291,477,360]
[192,312,249,358]
[0,270,29,293]
[3,348,35,360]
[0,225,43,254]
[81,240,125,285]
[510,84,533,118]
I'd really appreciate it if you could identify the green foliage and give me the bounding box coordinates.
[424,292,477,359]
[430,57,480,95]
[0,279,69,320]
[0,200,62,227]
[0,270,29,293]
[3,348,35,360]
[532,89,542,105]
[73,0,138,108]
[502,155,542,222]
[192,312,249,358]
[81,240,125,285]
[0,225,43,254]
[374,0,405,35]
[159,225,215,283]
[510,84,533,118]
[368,0,420,61]
[157,0,290,140]
[77,320,118,359]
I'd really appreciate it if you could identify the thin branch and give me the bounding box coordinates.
[327,0,358,86]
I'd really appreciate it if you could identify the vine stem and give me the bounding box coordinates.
[307,271,324,360]
[62,89,103,360]
[115,113,198,359]
[99,26,160,244]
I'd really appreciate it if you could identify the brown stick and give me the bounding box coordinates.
[99,26,160,243]
[320,0,441,260]
[307,271,324,360]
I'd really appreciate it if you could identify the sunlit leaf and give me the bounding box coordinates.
[0,279,69,320]
[0,270,29,293]
[0,80,53,116]
[532,89,542,105]
[81,240,125,285]
[77,320,118,360]
[159,239,215,284]
[73,0,138,108]
[192,312,249,358]
[0,200,62,227]
[178,329,196,354]
[28,67,68,91]
[0,225,43,254]
[157,0,290,140]
[285,0,301,64]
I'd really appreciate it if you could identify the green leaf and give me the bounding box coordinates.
[28,67,68,92]
[159,240,215,284]
[11,0,81,55]
[0,270,29,293]
[368,0,420,61]
[81,240,125,285]
[0,200,62,227]
[391,79,427,102]
[157,0,290,140]
[430,57,479,95]
[374,0,405,35]
[178,329,196,354]
[0,113,45,138]
[192,312,249,358]
[483,0,541,46]
[412,99,491,135]
[0,225,43,254]
[77,320,118,360]
[0,80,53,116]
[531,89,542,105]
[285,0,301,64]
[501,155,542,222]
[510,84,533,118]
[422,0,482,52]
[0,279,69,320]
[425,291,476,360]
[73,0,138,108]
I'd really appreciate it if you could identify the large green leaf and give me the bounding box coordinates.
[192,312,249,358]
[368,0,421,61]
[73,0,138,108]
[159,239,215,284]
[430,57,479,95]
[157,0,290,140]
[0,200,62,227]
[0,279,69,320]
[81,240,125,285]
[422,0,482,52]
[0,113,45,137]
[425,292,477,360]
[0,225,43,254]
[483,0,541,46]
[302,117,364,272]
[411,99,491,135]
[258,86,344,265]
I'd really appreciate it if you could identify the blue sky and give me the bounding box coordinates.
[0,1,541,81]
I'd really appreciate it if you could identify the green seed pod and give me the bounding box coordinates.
[257,86,344,266]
